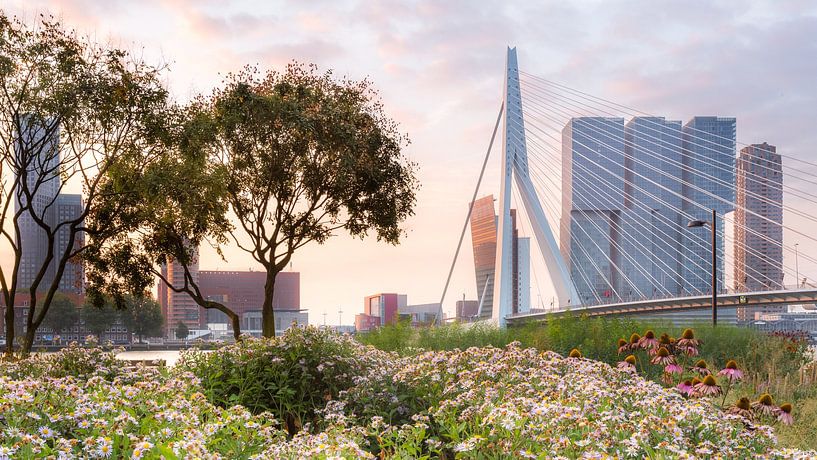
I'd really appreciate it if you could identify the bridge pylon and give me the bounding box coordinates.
[492,47,581,326]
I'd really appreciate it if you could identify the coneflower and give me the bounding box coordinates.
[568,348,582,359]
[677,328,701,347]
[691,375,722,397]
[676,379,693,395]
[690,359,711,376]
[649,347,675,366]
[664,363,683,374]
[617,354,637,371]
[628,333,641,350]
[727,397,753,421]
[752,393,778,417]
[617,338,628,354]
[638,330,659,349]
[717,360,744,382]
[777,403,794,425]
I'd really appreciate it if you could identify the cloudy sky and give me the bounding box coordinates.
[4,0,817,324]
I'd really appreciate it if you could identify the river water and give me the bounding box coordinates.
[116,350,184,366]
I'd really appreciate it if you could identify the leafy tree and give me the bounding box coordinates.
[209,63,418,336]
[175,321,189,340]
[81,301,120,341]
[0,13,170,355]
[121,295,163,343]
[40,293,80,336]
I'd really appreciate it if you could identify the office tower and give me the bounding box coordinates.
[468,195,529,317]
[14,116,85,294]
[158,251,201,338]
[561,117,625,304]
[623,117,684,297]
[197,270,300,324]
[734,143,783,322]
[681,117,736,295]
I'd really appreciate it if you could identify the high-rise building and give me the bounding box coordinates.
[681,117,736,295]
[355,293,406,331]
[623,117,684,297]
[734,143,783,322]
[158,253,201,338]
[14,117,84,294]
[561,117,625,304]
[468,195,530,317]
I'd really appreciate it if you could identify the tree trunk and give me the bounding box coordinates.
[4,304,14,357]
[22,328,36,356]
[261,271,277,338]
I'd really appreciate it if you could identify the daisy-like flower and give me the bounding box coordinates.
[691,375,722,397]
[568,348,582,359]
[690,359,711,376]
[616,338,628,354]
[777,403,794,425]
[676,379,693,395]
[650,347,675,366]
[717,360,744,382]
[38,426,55,439]
[728,397,754,421]
[752,393,779,417]
[664,363,683,374]
[638,330,659,349]
[617,354,637,371]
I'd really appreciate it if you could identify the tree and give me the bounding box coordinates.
[40,293,79,337]
[175,322,189,340]
[0,14,171,355]
[210,63,418,337]
[121,295,163,343]
[81,301,119,341]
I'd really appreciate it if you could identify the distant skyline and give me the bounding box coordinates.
[3,0,817,325]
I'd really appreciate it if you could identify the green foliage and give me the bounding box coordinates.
[40,293,80,336]
[121,295,164,342]
[175,322,189,340]
[176,326,399,435]
[81,301,121,339]
[0,341,129,381]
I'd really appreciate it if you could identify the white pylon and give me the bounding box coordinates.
[492,47,580,327]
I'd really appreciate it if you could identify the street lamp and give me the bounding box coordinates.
[687,209,718,326]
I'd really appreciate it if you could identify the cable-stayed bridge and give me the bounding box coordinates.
[439,47,817,327]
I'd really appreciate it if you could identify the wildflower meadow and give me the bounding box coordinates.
[0,326,815,459]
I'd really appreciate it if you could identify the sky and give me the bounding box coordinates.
[3,0,817,325]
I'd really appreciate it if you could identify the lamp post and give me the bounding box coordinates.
[687,209,718,326]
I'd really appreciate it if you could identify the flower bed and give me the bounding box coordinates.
[0,328,814,459]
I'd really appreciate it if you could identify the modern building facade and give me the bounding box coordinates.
[681,117,736,295]
[14,117,85,295]
[455,300,480,321]
[734,143,784,322]
[469,196,530,317]
[198,270,300,324]
[355,293,406,332]
[398,302,441,325]
[158,254,202,337]
[561,117,626,304]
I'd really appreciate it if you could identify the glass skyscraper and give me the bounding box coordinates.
[681,117,736,295]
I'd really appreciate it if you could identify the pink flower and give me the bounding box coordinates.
[638,330,659,350]
[617,355,637,372]
[777,403,794,425]
[664,363,683,374]
[691,375,722,397]
[717,360,743,382]
[676,380,693,395]
[650,347,675,366]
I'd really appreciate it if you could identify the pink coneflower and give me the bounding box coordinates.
[568,348,582,359]
[727,397,754,421]
[650,347,675,366]
[777,403,794,425]
[690,359,711,376]
[617,338,629,355]
[638,330,659,350]
[679,345,699,356]
[691,375,722,397]
[664,363,683,374]
[628,333,641,350]
[676,379,693,395]
[617,354,637,371]
[676,328,701,348]
[752,393,778,417]
[717,360,744,382]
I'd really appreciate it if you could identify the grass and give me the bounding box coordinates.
[359,314,817,450]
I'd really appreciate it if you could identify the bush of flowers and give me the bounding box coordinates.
[1,326,815,459]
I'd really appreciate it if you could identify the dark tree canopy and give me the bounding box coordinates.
[81,300,119,340]
[210,63,419,336]
[40,293,80,336]
[121,295,163,343]
[175,321,189,340]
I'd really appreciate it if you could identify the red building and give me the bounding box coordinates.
[197,270,300,322]
[355,293,405,332]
